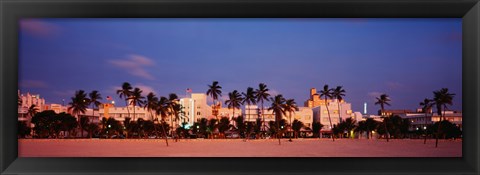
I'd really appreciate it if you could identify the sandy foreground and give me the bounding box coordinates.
[18,138,461,157]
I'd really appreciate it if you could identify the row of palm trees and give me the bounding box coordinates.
[207,82,347,142]
[374,88,457,147]
[19,80,458,147]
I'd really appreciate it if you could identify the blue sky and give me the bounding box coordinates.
[18,18,462,114]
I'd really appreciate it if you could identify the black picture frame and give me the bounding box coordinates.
[1,0,479,174]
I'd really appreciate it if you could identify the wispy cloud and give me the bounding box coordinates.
[386,81,405,90]
[269,89,281,97]
[134,84,156,95]
[53,90,75,98]
[368,91,383,100]
[108,54,155,80]
[111,83,157,96]
[20,19,60,37]
[19,80,49,88]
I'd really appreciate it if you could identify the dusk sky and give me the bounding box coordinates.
[18,18,462,114]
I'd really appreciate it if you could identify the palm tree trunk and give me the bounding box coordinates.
[337,101,342,123]
[261,101,265,139]
[125,100,131,120]
[289,112,292,141]
[170,115,173,138]
[161,118,169,146]
[325,99,335,142]
[381,108,389,142]
[276,112,281,145]
[245,104,250,142]
[435,107,446,148]
[424,111,428,144]
[133,105,136,121]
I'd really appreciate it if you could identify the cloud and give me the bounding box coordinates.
[20,19,60,37]
[368,92,383,100]
[53,90,75,98]
[386,81,404,90]
[134,84,156,95]
[111,84,156,96]
[19,80,49,88]
[108,54,155,80]
[269,89,281,97]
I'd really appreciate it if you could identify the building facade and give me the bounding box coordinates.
[179,93,212,128]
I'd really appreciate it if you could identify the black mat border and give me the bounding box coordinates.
[1,0,479,174]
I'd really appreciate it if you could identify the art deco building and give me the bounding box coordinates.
[179,93,212,128]
[305,88,355,131]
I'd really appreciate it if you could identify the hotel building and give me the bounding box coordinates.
[18,91,46,125]
[179,93,212,128]
[244,105,313,129]
[306,88,355,131]
[382,109,462,131]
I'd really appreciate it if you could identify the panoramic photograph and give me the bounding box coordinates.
[17,18,462,157]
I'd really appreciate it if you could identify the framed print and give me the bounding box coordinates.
[1,0,479,174]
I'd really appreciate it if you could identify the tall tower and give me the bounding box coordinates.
[310,88,317,96]
[363,102,367,114]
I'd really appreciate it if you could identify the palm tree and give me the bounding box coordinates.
[292,119,304,139]
[156,96,170,146]
[144,92,159,121]
[88,90,102,123]
[242,87,257,140]
[284,99,298,142]
[419,98,433,144]
[225,90,244,125]
[217,117,231,139]
[116,82,133,118]
[206,81,222,120]
[312,122,324,138]
[68,90,90,138]
[433,88,455,148]
[364,118,378,139]
[342,118,356,138]
[167,93,179,139]
[332,86,346,122]
[375,93,391,142]
[144,92,159,137]
[27,104,39,119]
[268,94,286,145]
[128,87,145,121]
[80,116,90,138]
[255,83,270,138]
[319,84,335,141]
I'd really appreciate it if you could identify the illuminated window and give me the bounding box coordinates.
[333,110,338,114]
[346,110,352,114]
[323,110,328,114]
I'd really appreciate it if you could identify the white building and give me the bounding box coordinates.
[312,99,353,131]
[243,105,313,129]
[99,102,151,122]
[18,91,46,123]
[179,93,212,128]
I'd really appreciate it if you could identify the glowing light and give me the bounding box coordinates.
[363,102,367,114]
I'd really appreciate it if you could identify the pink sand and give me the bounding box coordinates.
[18,138,462,157]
